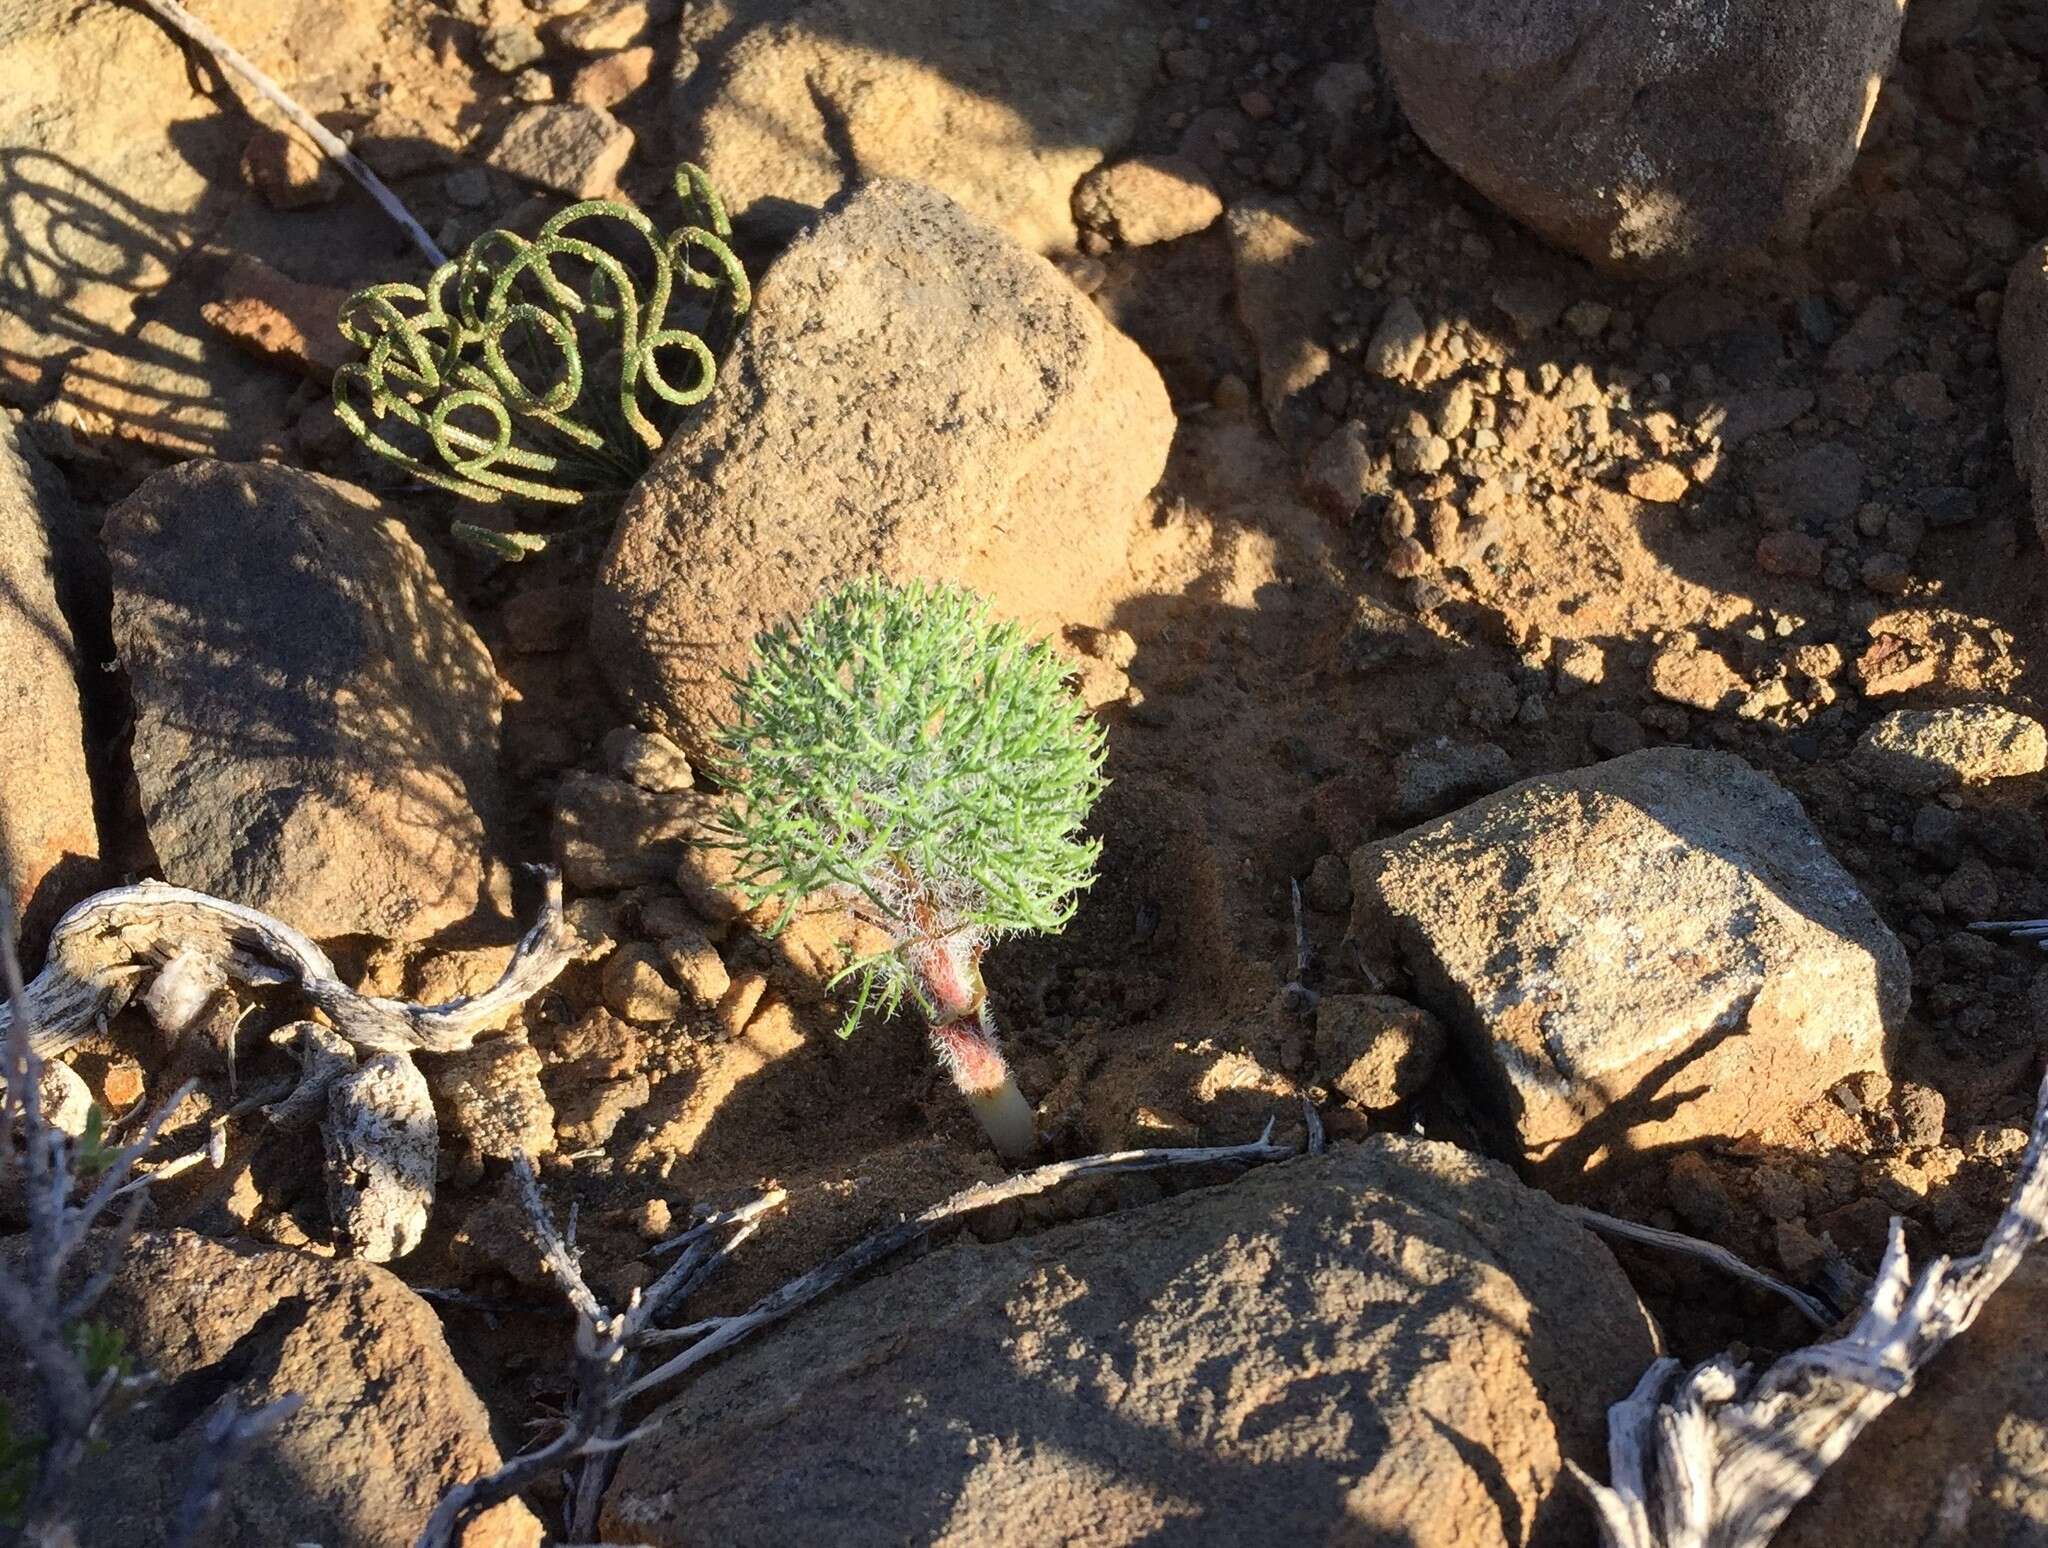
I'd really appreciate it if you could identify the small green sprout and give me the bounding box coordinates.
[714,578,1107,1159]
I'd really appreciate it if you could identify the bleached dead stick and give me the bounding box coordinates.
[166,1394,305,1548]
[415,1158,782,1548]
[3,869,578,1060]
[1562,1206,1834,1328]
[1570,1062,2048,1548]
[1973,917,2048,951]
[130,0,449,266]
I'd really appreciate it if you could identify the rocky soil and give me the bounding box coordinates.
[2,0,2047,1543]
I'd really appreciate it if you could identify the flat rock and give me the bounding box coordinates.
[106,460,503,941]
[485,103,635,198]
[0,0,379,404]
[1072,155,1221,247]
[2002,238,2048,552]
[603,1139,1658,1547]
[1376,0,1903,275]
[1350,748,1908,1172]
[593,180,1171,755]
[199,253,351,383]
[0,1229,541,1547]
[684,0,1159,252]
[1851,706,2048,796]
[1779,1251,2048,1547]
[0,418,101,935]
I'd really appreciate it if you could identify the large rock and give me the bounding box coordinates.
[2002,238,2048,553]
[1350,749,1908,1173]
[683,0,1160,253]
[0,417,101,933]
[106,461,503,941]
[593,180,1173,755]
[1779,1250,2048,1547]
[603,1139,1659,1547]
[0,1230,540,1547]
[1375,0,1904,275]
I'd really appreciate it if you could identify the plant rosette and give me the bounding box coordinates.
[713,578,1106,1159]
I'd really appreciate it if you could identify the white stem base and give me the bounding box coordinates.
[964,1077,1037,1162]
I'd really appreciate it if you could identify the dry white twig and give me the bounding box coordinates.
[3,869,578,1061]
[165,1394,305,1548]
[1973,917,2048,952]
[413,1159,783,1548]
[130,0,449,266]
[1562,1205,1834,1328]
[1571,1064,2048,1548]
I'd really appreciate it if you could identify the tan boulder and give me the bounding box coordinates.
[592,179,1172,757]
[603,1138,1659,1546]
[1350,748,1908,1175]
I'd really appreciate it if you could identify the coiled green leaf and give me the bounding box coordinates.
[332,164,750,507]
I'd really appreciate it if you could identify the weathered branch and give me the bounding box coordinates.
[414,1159,782,1548]
[5,870,578,1061]
[1973,916,2048,951]
[1570,1063,2048,1547]
[165,1394,304,1548]
[128,0,448,266]
[1562,1205,1834,1328]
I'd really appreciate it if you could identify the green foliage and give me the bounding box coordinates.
[332,164,750,514]
[67,1321,129,1388]
[714,578,1106,1033]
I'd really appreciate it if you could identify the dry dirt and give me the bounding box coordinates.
[7,0,2048,1506]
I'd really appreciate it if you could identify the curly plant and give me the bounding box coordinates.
[714,579,1107,1161]
[330,164,749,522]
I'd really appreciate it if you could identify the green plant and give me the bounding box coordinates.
[713,578,1107,1159]
[331,163,749,532]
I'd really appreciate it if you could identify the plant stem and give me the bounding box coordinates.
[929,1011,1035,1162]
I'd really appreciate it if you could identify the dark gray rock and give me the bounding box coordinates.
[105,460,502,941]
[1377,0,1904,275]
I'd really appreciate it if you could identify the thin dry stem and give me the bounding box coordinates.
[129,0,448,266]
[0,885,196,1543]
